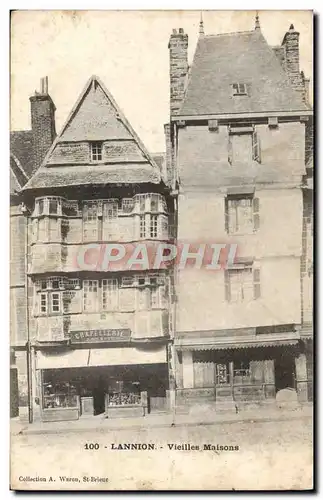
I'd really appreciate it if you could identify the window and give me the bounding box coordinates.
[216,363,230,385]
[225,196,259,234]
[102,201,118,241]
[233,360,250,377]
[225,266,261,303]
[83,202,98,241]
[150,215,158,238]
[49,199,59,214]
[136,277,166,310]
[140,215,146,238]
[229,133,253,164]
[38,199,44,215]
[91,142,103,161]
[83,280,99,312]
[51,293,61,313]
[151,194,159,212]
[121,199,134,213]
[102,279,118,311]
[40,293,47,314]
[139,196,146,212]
[228,127,261,165]
[232,83,248,95]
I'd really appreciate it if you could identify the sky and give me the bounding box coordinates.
[10,10,313,153]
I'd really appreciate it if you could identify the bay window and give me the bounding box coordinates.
[83,280,99,312]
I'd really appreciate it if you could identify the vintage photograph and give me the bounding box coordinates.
[10,10,313,490]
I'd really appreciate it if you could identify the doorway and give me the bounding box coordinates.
[92,377,106,415]
[275,352,295,392]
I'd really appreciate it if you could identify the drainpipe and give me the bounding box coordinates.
[22,202,33,423]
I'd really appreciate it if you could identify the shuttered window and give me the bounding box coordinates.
[225,266,261,303]
[225,196,259,234]
[252,131,261,163]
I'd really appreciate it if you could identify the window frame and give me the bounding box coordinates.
[232,83,248,96]
[90,142,103,162]
[225,194,258,235]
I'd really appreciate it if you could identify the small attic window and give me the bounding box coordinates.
[90,142,103,161]
[232,83,248,96]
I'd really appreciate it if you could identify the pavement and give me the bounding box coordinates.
[11,403,313,436]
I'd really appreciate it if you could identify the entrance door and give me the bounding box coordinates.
[275,353,296,392]
[92,378,106,415]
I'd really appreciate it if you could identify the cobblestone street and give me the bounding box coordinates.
[11,416,313,491]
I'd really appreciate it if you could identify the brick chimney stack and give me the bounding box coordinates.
[29,76,56,171]
[168,28,188,116]
[282,24,302,90]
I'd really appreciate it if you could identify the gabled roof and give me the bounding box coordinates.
[179,30,308,117]
[24,76,162,190]
[10,130,34,178]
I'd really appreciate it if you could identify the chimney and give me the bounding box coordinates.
[29,77,56,171]
[282,24,303,91]
[168,28,188,116]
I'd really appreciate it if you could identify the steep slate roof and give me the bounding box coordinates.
[24,76,162,190]
[179,30,308,117]
[10,131,34,195]
[10,130,34,178]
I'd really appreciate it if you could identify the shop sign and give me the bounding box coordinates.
[69,329,131,343]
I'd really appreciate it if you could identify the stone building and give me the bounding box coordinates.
[14,76,174,422]
[10,77,56,417]
[166,16,313,410]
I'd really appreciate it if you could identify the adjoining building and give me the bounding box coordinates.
[165,16,313,410]
[10,77,56,418]
[18,76,175,422]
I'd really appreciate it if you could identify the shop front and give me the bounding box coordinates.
[35,341,169,422]
[175,326,305,410]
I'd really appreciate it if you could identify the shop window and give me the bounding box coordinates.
[42,379,78,409]
[225,195,259,234]
[216,363,230,385]
[233,360,250,378]
[102,279,118,311]
[83,280,99,312]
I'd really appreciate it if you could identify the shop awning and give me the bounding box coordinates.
[37,349,90,369]
[89,347,166,366]
[176,331,300,351]
[36,346,166,369]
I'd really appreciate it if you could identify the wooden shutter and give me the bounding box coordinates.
[224,270,231,302]
[252,131,261,163]
[224,198,229,233]
[253,197,260,231]
[253,268,261,299]
[228,134,233,164]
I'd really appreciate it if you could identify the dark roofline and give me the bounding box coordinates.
[172,110,313,122]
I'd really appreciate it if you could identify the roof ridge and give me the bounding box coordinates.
[204,30,255,38]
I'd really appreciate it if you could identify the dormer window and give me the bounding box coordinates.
[91,142,103,161]
[232,83,248,96]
